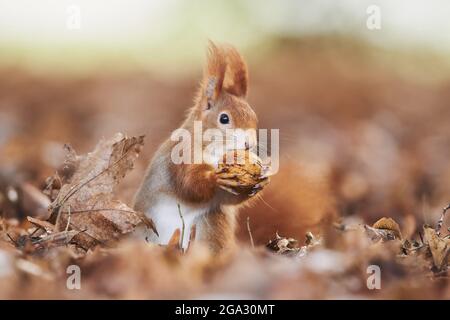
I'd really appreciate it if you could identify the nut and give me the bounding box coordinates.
[217,150,265,192]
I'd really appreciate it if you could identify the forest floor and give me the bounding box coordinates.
[1,39,449,298]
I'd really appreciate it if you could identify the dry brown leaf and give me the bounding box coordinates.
[134,210,158,237]
[304,231,321,246]
[167,228,181,251]
[266,233,300,255]
[266,232,321,257]
[20,182,51,220]
[364,217,402,242]
[60,202,144,249]
[46,133,156,250]
[49,134,144,215]
[186,224,197,252]
[372,217,402,239]
[6,228,80,254]
[423,226,450,271]
[32,230,80,251]
[364,225,397,242]
[27,216,55,233]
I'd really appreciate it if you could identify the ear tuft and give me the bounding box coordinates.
[223,45,248,97]
[203,40,227,101]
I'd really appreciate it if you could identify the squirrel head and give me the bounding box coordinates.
[190,41,258,152]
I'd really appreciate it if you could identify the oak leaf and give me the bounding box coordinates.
[47,133,156,250]
[423,226,450,271]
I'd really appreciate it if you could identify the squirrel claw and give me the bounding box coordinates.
[217,178,243,188]
[249,177,270,196]
[249,187,262,197]
[249,185,262,196]
[257,176,270,186]
[218,185,240,195]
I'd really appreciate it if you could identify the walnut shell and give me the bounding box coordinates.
[217,150,264,190]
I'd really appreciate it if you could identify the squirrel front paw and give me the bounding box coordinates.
[215,165,270,197]
[214,150,273,197]
[248,176,270,197]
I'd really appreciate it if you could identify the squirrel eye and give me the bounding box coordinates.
[219,113,230,124]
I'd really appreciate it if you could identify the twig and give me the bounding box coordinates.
[32,230,80,249]
[436,203,450,236]
[65,205,71,232]
[61,208,138,214]
[29,227,41,237]
[177,203,185,251]
[246,216,255,248]
[6,233,18,246]
[419,231,424,244]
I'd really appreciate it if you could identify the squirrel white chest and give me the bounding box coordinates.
[144,193,209,249]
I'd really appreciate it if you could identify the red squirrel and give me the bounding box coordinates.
[133,42,269,252]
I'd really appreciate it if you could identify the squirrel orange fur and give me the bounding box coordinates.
[133,42,268,252]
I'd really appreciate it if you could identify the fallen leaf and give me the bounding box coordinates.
[46,133,156,250]
[423,226,450,271]
[186,224,197,253]
[266,232,299,254]
[372,217,402,239]
[364,225,397,242]
[266,232,321,257]
[27,216,55,234]
[364,217,402,242]
[167,228,181,251]
[49,134,144,216]
[305,231,321,246]
[19,182,51,220]
[32,230,80,251]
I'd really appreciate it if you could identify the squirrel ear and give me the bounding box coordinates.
[202,40,227,103]
[223,45,248,98]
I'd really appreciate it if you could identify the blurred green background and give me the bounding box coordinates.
[1,0,450,77]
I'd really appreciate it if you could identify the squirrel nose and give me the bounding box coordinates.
[245,142,250,150]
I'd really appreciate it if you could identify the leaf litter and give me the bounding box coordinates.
[0,133,449,299]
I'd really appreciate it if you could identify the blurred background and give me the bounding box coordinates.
[1,0,450,244]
